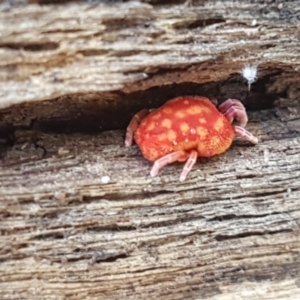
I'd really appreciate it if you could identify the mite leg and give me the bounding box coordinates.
[179,150,198,182]
[218,99,248,127]
[150,151,188,178]
[234,126,258,144]
[125,109,150,147]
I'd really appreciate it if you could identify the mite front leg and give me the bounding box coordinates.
[125,109,150,147]
[150,151,188,178]
[234,126,258,144]
[218,99,248,127]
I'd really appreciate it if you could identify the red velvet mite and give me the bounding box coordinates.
[125,96,258,181]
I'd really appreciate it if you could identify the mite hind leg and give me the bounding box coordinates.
[150,151,188,178]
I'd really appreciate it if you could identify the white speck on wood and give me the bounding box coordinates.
[101,175,111,184]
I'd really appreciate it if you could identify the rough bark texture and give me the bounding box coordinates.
[1,1,300,299]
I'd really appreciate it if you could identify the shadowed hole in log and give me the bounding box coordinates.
[6,78,277,134]
[0,42,59,51]
[0,66,294,153]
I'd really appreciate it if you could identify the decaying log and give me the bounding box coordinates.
[1,101,300,299]
[1,0,300,299]
[0,1,300,118]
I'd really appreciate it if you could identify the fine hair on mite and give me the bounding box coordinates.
[241,65,258,91]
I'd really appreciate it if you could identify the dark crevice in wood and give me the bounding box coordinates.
[112,49,168,57]
[235,173,257,179]
[77,49,110,56]
[173,17,225,30]
[0,77,281,135]
[86,225,138,233]
[0,63,297,139]
[0,42,59,51]
[208,211,284,222]
[102,17,153,29]
[214,229,294,242]
[90,253,128,264]
[41,28,86,34]
[0,125,15,159]
[33,141,48,158]
[30,231,67,240]
[254,190,286,197]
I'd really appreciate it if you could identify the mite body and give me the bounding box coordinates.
[125,96,258,181]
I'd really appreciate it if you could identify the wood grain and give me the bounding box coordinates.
[1,1,300,299]
[1,103,300,299]
[0,1,300,110]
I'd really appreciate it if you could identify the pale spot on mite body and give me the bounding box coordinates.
[163,107,173,114]
[203,106,211,114]
[146,122,155,131]
[196,126,208,138]
[184,100,189,105]
[175,110,186,118]
[162,118,172,129]
[214,118,224,131]
[186,105,202,115]
[158,133,167,141]
[167,130,177,141]
[197,143,207,153]
[211,136,220,146]
[180,122,190,133]
[151,113,162,120]
[199,118,207,124]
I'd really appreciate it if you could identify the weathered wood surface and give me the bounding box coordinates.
[1,100,300,299]
[0,0,300,111]
[1,0,300,299]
